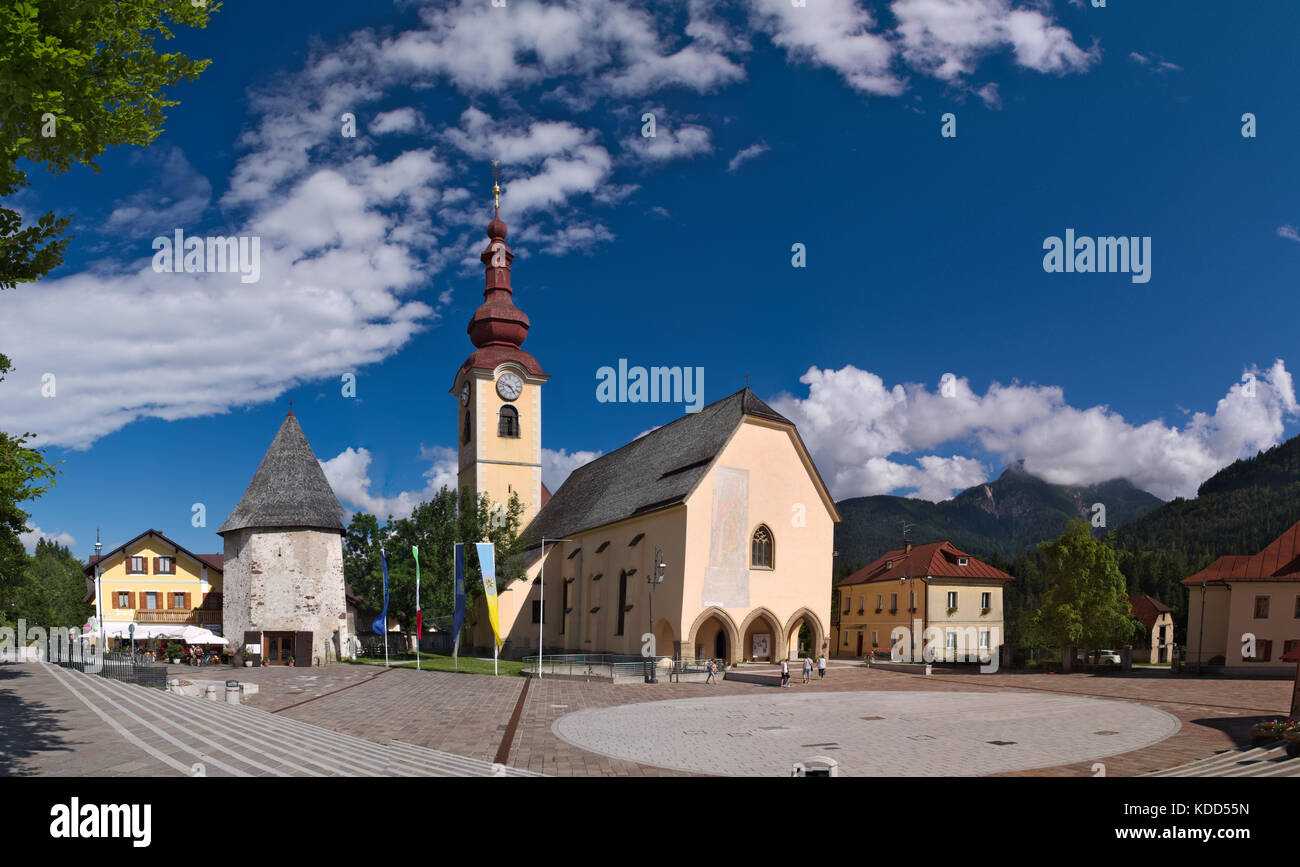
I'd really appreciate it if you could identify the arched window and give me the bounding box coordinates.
[751,525,774,569]
[498,405,520,438]
[463,410,471,444]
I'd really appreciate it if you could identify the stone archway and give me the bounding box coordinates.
[687,607,741,663]
[783,608,826,661]
[738,607,783,662]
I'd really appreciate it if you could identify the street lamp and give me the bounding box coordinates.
[646,547,666,683]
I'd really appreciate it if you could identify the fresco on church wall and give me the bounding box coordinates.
[703,466,749,609]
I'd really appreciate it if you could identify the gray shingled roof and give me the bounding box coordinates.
[218,413,345,535]
[525,389,791,546]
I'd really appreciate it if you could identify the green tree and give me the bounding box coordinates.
[0,0,219,288]
[0,354,60,624]
[17,537,89,627]
[1029,519,1144,653]
[343,487,526,637]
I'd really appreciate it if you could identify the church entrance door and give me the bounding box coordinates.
[264,632,294,665]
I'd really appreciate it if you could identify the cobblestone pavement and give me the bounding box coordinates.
[4,659,1293,777]
[551,690,1181,776]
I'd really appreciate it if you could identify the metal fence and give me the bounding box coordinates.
[522,653,709,681]
[43,639,168,690]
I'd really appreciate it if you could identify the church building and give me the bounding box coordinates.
[219,412,348,666]
[456,196,839,663]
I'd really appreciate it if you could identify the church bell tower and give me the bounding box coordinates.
[450,172,548,527]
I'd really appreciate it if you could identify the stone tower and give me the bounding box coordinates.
[219,412,347,666]
[451,201,549,527]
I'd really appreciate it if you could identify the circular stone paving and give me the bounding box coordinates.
[552,691,1181,776]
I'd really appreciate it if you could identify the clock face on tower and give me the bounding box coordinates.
[460,381,470,406]
[497,372,523,401]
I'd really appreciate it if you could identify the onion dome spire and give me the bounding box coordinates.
[468,163,530,349]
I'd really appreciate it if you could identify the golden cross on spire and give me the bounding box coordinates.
[491,160,501,214]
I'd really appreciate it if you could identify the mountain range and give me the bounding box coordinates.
[834,462,1165,572]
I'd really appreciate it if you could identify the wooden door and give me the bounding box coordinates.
[856,633,863,657]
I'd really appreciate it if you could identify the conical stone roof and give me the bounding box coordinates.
[218,412,345,535]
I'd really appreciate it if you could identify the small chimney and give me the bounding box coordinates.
[904,539,912,555]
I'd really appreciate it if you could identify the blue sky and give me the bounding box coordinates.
[4,0,1299,559]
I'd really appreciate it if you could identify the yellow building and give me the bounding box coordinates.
[82,529,224,638]
[455,206,839,662]
[833,541,1011,662]
[1184,521,1300,673]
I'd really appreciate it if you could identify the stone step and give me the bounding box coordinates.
[49,664,544,777]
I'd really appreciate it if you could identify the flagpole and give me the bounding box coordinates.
[415,545,421,671]
[382,547,389,669]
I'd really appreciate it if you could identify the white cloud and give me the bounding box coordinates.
[19,525,76,553]
[322,444,600,515]
[727,141,769,172]
[543,446,602,492]
[321,446,458,521]
[104,148,212,236]
[1278,225,1300,243]
[624,123,713,162]
[770,360,1298,502]
[748,0,902,96]
[381,0,745,97]
[370,107,424,135]
[892,0,1097,81]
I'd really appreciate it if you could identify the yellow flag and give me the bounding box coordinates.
[475,542,502,647]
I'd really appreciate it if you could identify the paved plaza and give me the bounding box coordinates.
[1,658,1295,777]
[551,691,1182,776]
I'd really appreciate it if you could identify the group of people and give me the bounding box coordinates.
[780,654,827,687]
[701,654,828,686]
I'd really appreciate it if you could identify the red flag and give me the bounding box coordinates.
[417,609,423,641]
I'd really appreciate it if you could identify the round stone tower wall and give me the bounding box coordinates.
[222,526,347,665]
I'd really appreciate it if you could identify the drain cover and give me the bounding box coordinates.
[987,740,1017,746]
[861,716,884,721]
[1094,730,1120,736]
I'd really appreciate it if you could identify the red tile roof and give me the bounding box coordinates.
[837,541,1013,587]
[1128,594,1171,631]
[1181,521,1300,585]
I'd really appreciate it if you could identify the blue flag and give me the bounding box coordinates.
[453,542,466,644]
[372,548,389,635]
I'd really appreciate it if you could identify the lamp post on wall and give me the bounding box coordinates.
[646,547,666,683]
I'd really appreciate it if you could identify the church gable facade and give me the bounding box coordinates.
[469,390,838,664]
[456,197,838,664]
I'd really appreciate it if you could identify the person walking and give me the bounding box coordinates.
[780,658,790,688]
[818,654,827,679]
[706,658,718,684]
[802,655,813,684]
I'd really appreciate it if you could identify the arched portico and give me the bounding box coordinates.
[783,608,826,660]
[738,607,783,662]
[687,607,740,663]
